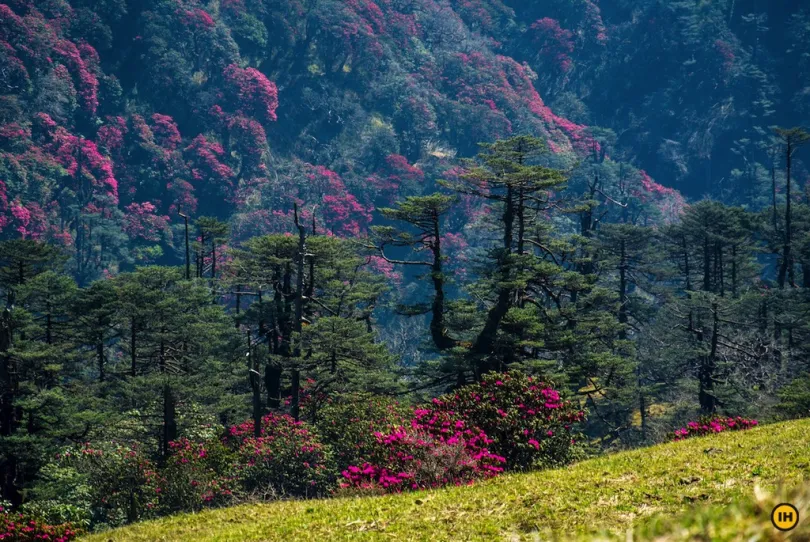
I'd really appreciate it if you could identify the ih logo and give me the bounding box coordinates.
[771,503,799,531]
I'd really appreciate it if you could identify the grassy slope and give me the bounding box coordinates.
[83,419,810,541]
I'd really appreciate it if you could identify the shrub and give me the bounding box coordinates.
[0,507,81,541]
[776,375,810,419]
[671,416,758,441]
[57,443,162,528]
[315,395,410,471]
[424,372,585,470]
[227,413,336,499]
[339,421,505,494]
[161,437,238,513]
[20,464,94,529]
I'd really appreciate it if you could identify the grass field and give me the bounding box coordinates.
[82,419,810,541]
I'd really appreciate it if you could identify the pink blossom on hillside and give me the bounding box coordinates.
[186,8,215,29]
[46,127,119,202]
[52,39,99,114]
[584,0,607,43]
[123,201,170,241]
[9,201,47,239]
[715,40,735,74]
[223,64,279,123]
[33,112,58,133]
[185,134,234,183]
[96,116,127,154]
[531,18,575,73]
[227,115,267,172]
[385,154,423,182]
[672,416,757,441]
[167,178,197,214]
[0,122,30,147]
[300,164,373,235]
[151,114,182,150]
[0,181,8,233]
[367,255,401,283]
[635,170,686,223]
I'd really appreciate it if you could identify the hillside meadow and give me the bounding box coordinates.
[83,419,810,541]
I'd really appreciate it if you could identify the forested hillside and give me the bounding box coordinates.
[1,0,809,538]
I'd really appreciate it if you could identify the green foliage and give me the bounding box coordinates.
[20,464,94,529]
[56,443,162,529]
[315,395,410,470]
[228,413,336,499]
[776,375,810,419]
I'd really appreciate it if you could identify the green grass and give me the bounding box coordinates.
[82,419,810,541]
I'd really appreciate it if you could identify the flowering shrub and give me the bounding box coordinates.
[672,416,758,441]
[336,372,583,493]
[222,64,279,124]
[227,413,336,498]
[0,508,80,542]
[316,395,410,470]
[530,18,575,73]
[323,397,503,494]
[340,422,504,494]
[57,443,162,527]
[424,372,585,470]
[161,438,238,513]
[122,202,170,242]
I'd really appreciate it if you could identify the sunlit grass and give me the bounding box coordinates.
[82,419,810,541]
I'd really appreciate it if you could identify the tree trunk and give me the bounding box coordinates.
[291,205,306,421]
[698,302,720,414]
[731,245,738,298]
[130,319,137,376]
[778,139,793,288]
[248,330,262,438]
[618,238,628,340]
[162,383,177,457]
[473,185,515,373]
[429,212,454,351]
[97,336,105,382]
[211,242,217,280]
[703,237,711,292]
[265,363,281,409]
[0,307,16,437]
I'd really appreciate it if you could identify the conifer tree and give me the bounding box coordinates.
[371,194,457,351]
[440,136,567,376]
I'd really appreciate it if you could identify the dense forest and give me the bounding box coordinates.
[1,0,809,537]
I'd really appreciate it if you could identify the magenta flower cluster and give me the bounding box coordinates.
[339,412,506,492]
[0,511,79,541]
[340,372,584,493]
[672,416,758,441]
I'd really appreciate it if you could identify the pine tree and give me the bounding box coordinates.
[371,194,457,351]
[773,127,810,289]
[440,136,567,377]
[107,267,241,457]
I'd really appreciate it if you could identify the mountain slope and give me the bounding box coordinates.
[82,419,810,541]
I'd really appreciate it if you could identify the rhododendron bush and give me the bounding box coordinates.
[339,413,506,494]
[47,416,334,524]
[425,372,585,470]
[162,438,237,513]
[0,508,81,542]
[227,413,336,499]
[671,416,758,441]
[315,395,411,471]
[336,373,584,494]
[56,443,163,527]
